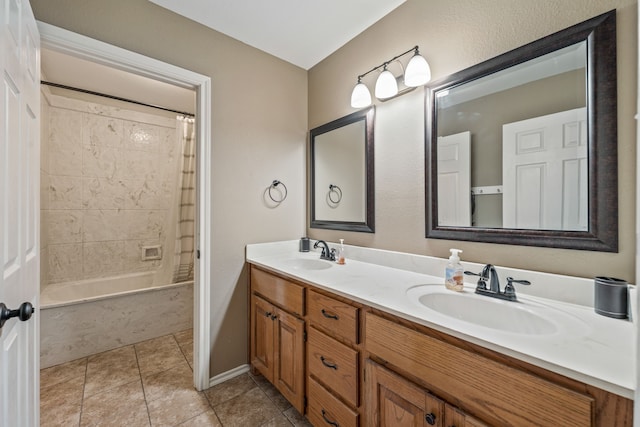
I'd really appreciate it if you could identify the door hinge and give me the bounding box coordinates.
[196,250,200,259]
[304,396,308,408]
[303,330,307,342]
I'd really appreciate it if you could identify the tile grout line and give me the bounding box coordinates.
[77,357,89,427]
[133,343,154,427]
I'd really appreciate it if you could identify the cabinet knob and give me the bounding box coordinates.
[425,412,436,425]
[264,311,272,318]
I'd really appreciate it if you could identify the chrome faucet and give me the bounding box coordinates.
[464,264,530,301]
[313,240,336,261]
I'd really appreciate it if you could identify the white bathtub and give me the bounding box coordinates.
[40,272,193,368]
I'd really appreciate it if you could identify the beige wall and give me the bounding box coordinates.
[31,0,308,376]
[308,0,638,280]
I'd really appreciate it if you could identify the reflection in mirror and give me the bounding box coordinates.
[437,42,587,230]
[311,107,375,232]
[426,10,617,251]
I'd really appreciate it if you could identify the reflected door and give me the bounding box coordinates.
[502,108,587,230]
[437,132,471,227]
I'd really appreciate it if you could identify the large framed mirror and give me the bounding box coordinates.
[426,10,617,251]
[310,107,375,232]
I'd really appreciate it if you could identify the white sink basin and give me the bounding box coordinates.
[280,258,333,271]
[406,285,588,336]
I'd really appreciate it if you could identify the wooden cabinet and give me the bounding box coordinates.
[306,289,362,425]
[365,312,593,426]
[250,267,305,413]
[308,377,359,427]
[248,263,633,427]
[250,294,275,381]
[366,359,487,427]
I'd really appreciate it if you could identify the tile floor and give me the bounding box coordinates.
[40,329,312,426]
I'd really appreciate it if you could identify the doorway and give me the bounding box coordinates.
[39,22,213,391]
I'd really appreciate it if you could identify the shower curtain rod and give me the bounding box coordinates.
[40,80,195,117]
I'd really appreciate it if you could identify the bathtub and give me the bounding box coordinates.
[40,272,193,368]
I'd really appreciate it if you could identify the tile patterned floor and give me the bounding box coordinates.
[40,330,312,427]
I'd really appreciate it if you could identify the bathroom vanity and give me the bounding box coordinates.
[246,241,635,426]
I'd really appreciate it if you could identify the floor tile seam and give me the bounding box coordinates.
[139,359,191,379]
[86,344,136,361]
[204,383,264,409]
[133,342,154,427]
[77,354,89,427]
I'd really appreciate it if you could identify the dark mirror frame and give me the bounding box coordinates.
[310,107,375,233]
[425,10,617,252]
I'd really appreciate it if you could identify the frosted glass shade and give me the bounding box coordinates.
[404,53,431,87]
[350,82,372,108]
[375,70,398,99]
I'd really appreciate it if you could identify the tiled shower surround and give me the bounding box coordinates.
[41,93,180,286]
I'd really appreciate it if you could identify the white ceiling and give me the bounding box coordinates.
[41,1,406,115]
[148,0,407,70]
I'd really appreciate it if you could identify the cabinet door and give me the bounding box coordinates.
[251,295,275,382]
[274,308,305,413]
[366,359,444,427]
[444,404,489,427]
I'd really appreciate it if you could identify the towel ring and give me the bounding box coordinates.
[328,184,342,204]
[268,180,287,203]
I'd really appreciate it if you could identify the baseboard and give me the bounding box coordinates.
[208,364,251,388]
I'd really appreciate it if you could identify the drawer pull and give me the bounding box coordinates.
[320,356,338,370]
[321,309,339,320]
[321,409,339,427]
[425,413,436,425]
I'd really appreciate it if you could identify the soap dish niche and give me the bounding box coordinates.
[141,245,162,261]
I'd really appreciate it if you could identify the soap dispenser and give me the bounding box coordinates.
[445,249,464,291]
[337,239,346,265]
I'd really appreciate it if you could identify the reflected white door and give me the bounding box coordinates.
[437,131,471,226]
[1,0,41,425]
[502,108,587,230]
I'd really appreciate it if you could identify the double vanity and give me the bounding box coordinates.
[246,240,635,426]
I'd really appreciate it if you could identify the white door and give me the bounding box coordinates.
[437,131,471,226]
[502,108,587,230]
[1,0,40,426]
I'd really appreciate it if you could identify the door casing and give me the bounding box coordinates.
[37,21,213,390]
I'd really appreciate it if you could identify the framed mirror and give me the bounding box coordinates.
[310,107,375,232]
[426,10,617,251]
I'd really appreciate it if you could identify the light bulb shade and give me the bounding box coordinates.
[375,70,398,99]
[350,82,372,108]
[404,53,431,87]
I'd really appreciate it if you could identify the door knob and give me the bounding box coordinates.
[0,302,34,329]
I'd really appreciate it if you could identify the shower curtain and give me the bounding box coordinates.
[173,116,196,283]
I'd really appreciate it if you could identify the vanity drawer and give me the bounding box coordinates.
[308,326,359,406]
[307,289,359,343]
[308,376,359,427]
[251,266,304,316]
[365,313,594,427]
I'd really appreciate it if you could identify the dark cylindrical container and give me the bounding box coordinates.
[299,237,310,252]
[594,277,628,319]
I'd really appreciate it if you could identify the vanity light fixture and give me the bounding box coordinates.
[350,45,431,108]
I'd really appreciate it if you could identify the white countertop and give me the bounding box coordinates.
[246,240,637,399]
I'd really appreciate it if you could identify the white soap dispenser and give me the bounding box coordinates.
[445,249,464,292]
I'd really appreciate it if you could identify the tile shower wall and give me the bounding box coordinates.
[42,94,179,285]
